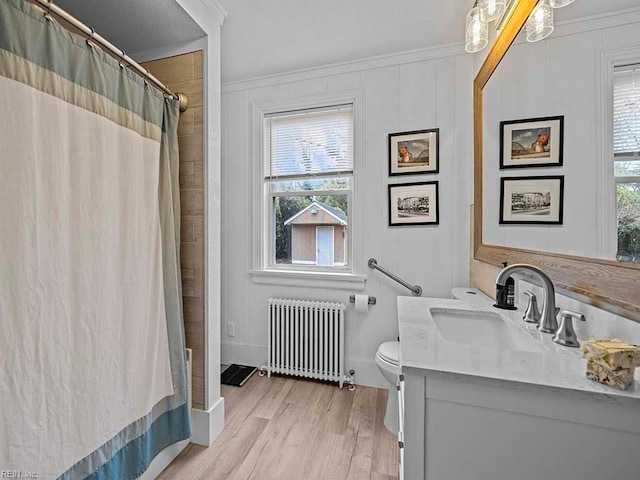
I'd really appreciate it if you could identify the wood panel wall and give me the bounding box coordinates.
[220,50,476,384]
[142,51,205,410]
[470,205,500,299]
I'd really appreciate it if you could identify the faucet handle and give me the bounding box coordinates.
[522,291,540,324]
[552,310,586,348]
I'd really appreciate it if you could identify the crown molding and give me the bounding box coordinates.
[223,7,640,93]
[222,42,466,93]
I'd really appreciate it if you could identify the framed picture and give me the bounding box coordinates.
[388,128,439,176]
[500,116,564,169]
[500,176,564,225]
[388,181,439,226]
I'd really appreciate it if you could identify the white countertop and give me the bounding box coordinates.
[398,288,640,405]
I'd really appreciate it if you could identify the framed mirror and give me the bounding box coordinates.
[473,0,640,321]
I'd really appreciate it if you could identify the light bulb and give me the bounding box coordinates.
[525,0,554,42]
[465,6,488,53]
[479,0,506,22]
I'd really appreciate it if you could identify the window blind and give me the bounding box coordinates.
[613,65,640,159]
[264,105,354,180]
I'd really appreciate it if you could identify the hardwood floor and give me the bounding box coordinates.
[158,374,399,480]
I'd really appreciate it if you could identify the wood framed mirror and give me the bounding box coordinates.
[472,0,640,321]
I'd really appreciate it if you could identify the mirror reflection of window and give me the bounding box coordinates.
[613,64,640,263]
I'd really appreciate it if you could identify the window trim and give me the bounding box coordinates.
[616,176,640,185]
[600,47,640,259]
[249,90,364,287]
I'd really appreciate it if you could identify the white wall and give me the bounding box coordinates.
[134,0,227,446]
[220,47,474,387]
[482,9,640,260]
[176,0,226,445]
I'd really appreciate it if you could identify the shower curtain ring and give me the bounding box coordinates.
[119,50,126,69]
[44,0,53,21]
[143,69,150,86]
[86,27,96,48]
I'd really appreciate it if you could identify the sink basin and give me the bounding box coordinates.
[430,307,546,353]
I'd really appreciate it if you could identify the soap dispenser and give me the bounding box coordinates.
[494,262,517,310]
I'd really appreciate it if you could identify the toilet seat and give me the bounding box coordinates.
[377,341,399,366]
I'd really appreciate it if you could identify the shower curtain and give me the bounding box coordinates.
[0,0,191,478]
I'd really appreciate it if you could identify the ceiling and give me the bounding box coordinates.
[217,0,466,83]
[54,0,205,55]
[216,0,640,84]
[51,0,640,84]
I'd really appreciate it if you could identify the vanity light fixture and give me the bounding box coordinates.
[525,0,554,42]
[465,0,579,51]
[465,1,489,53]
[479,0,507,22]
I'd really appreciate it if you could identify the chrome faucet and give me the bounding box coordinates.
[496,264,559,334]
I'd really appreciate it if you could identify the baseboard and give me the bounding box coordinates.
[137,439,190,480]
[221,342,387,389]
[346,358,387,389]
[190,397,225,446]
[221,342,266,367]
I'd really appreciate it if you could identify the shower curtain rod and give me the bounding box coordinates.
[32,0,189,110]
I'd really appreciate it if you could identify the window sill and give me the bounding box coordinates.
[249,269,367,290]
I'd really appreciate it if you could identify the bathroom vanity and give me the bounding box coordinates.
[397,291,640,480]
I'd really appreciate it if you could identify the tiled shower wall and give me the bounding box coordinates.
[143,51,205,409]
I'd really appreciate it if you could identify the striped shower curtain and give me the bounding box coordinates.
[0,0,191,478]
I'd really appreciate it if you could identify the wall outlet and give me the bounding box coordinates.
[227,322,235,337]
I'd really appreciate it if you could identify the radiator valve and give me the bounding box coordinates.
[347,369,357,391]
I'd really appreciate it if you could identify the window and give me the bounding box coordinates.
[263,104,354,271]
[613,65,640,263]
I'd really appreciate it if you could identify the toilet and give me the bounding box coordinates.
[375,340,400,434]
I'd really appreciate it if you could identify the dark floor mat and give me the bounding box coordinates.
[221,364,257,387]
